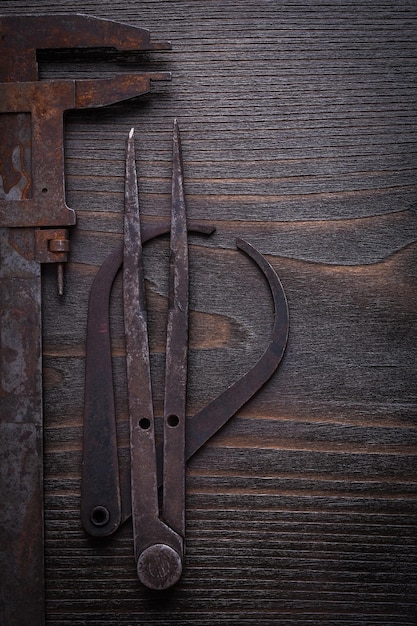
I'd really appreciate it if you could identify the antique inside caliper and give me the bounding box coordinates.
[0,12,289,622]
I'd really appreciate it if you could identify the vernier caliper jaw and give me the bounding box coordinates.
[0,14,170,624]
[0,14,170,229]
[81,122,290,590]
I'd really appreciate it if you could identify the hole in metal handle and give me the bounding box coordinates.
[167,414,179,428]
[139,417,151,430]
[90,505,110,527]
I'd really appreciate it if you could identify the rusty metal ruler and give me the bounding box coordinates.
[0,14,171,624]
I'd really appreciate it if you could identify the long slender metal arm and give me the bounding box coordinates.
[123,128,183,590]
[162,120,188,539]
[81,227,213,537]
[184,238,289,459]
[123,128,159,543]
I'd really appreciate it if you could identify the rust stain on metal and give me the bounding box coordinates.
[0,12,171,622]
[0,113,32,200]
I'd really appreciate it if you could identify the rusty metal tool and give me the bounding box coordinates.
[81,130,214,539]
[0,14,171,624]
[126,122,187,589]
[81,122,290,589]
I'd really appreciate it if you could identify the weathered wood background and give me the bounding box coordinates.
[3,0,417,623]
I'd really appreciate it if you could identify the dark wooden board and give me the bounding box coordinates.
[2,0,417,623]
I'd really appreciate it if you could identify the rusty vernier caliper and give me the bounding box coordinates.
[0,14,170,624]
[81,122,289,590]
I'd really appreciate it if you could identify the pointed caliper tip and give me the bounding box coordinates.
[172,119,184,203]
[173,118,181,144]
[126,128,136,157]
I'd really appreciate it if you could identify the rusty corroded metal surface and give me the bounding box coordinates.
[81,220,215,539]
[0,424,43,625]
[0,12,170,81]
[0,74,171,228]
[0,14,171,228]
[162,120,188,544]
[0,231,44,626]
[81,122,289,590]
[0,12,171,622]
[81,223,172,537]
[124,126,185,590]
[82,126,214,590]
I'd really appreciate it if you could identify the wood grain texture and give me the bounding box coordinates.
[2,0,417,623]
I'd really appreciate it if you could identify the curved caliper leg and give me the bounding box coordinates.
[81,160,213,540]
[183,237,289,462]
[81,122,289,589]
